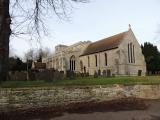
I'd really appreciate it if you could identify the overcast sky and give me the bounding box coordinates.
[10,0,160,58]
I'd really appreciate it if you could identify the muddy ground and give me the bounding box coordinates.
[1,98,160,120]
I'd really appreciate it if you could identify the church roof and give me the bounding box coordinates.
[80,31,127,56]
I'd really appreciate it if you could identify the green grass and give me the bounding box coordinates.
[1,76,160,88]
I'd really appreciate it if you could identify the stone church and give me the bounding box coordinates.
[42,27,146,76]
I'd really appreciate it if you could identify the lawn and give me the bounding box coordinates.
[0,76,160,88]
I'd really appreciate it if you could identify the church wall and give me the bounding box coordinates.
[80,48,119,75]
[63,42,91,72]
[118,29,146,76]
[44,41,91,73]
[63,51,81,72]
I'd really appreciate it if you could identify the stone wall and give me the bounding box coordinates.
[9,70,65,81]
[0,85,160,112]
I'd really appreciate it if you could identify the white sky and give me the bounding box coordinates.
[10,0,160,58]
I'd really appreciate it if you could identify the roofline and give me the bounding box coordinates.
[90,31,127,45]
[80,47,118,57]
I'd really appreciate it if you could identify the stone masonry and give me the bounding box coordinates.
[0,85,160,112]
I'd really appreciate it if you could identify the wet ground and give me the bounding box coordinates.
[1,98,160,120]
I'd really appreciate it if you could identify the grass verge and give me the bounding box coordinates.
[0,76,160,88]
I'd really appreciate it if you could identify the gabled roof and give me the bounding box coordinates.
[80,31,127,56]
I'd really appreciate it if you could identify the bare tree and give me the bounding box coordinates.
[0,0,88,81]
[25,47,51,61]
[24,49,35,61]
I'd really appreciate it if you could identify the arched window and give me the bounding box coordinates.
[128,43,130,63]
[133,45,135,63]
[130,43,133,63]
[95,55,97,67]
[88,56,90,67]
[105,53,107,66]
[70,55,75,71]
[128,43,135,63]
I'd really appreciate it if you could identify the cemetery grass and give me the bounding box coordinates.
[1,76,160,88]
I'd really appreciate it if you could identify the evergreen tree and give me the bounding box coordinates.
[141,42,160,74]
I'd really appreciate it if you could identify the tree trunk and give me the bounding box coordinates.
[0,0,11,81]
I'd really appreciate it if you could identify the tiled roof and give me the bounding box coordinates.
[80,31,127,56]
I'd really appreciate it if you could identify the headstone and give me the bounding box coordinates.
[98,69,101,76]
[107,69,111,77]
[94,71,98,78]
[102,70,106,77]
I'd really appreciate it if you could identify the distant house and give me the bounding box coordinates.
[43,26,146,76]
[31,62,46,70]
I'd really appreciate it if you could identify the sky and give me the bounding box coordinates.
[10,0,160,58]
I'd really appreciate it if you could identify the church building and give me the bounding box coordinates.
[42,27,146,76]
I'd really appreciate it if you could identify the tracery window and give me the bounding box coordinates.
[128,43,135,63]
[70,55,75,71]
[95,55,97,67]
